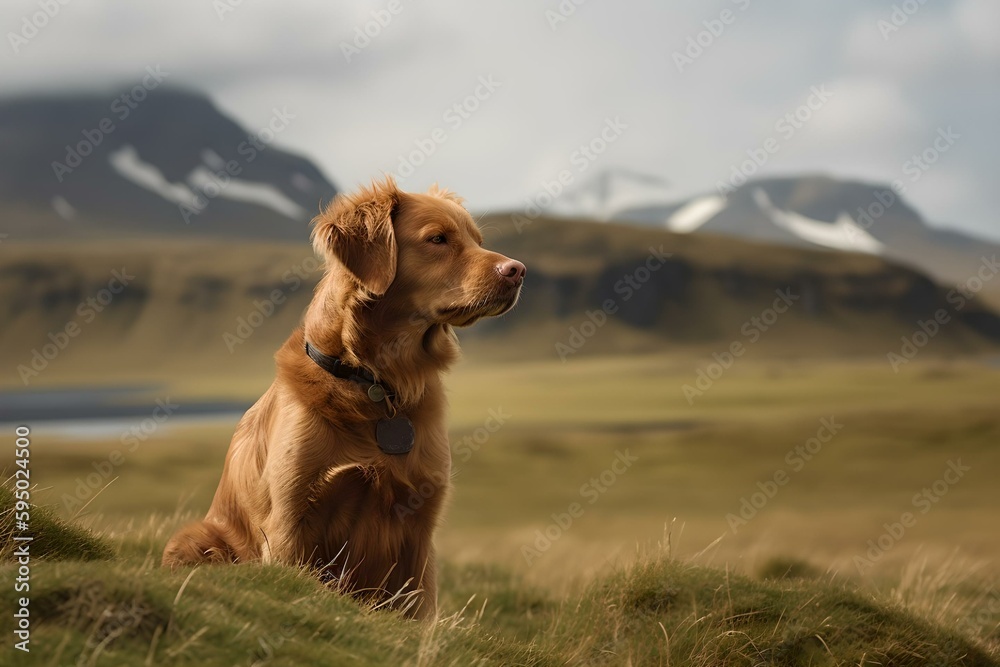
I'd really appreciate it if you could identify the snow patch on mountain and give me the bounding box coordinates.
[752,188,884,254]
[109,145,201,208]
[187,167,305,219]
[51,196,76,220]
[665,195,727,233]
[110,145,305,220]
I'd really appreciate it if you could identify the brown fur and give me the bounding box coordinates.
[162,177,524,620]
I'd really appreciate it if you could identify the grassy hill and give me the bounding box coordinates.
[1,494,996,666]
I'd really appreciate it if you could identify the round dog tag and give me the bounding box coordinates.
[376,416,414,455]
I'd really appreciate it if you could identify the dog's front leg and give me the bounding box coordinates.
[257,461,321,566]
[258,490,312,566]
[254,411,350,566]
[413,544,438,621]
[389,539,437,620]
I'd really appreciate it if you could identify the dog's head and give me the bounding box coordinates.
[312,177,525,328]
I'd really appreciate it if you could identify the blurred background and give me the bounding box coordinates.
[1,0,998,587]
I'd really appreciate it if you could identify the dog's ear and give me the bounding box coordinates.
[312,177,399,296]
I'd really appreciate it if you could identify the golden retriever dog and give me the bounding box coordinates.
[162,177,525,619]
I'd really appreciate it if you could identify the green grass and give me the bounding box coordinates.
[0,486,112,562]
[0,507,996,666]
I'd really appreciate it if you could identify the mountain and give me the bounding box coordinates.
[0,88,336,241]
[3,216,999,390]
[471,213,1000,358]
[614,175,1000,293]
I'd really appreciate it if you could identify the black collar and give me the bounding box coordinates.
[304,341,391,404]
[304,340,415,455]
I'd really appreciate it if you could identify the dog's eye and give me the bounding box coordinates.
[429,234,447,245]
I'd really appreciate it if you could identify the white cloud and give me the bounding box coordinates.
[848,21,943,76]
[953,0,1000,59]
[793,78,922,157]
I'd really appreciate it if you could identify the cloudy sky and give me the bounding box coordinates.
[3,0,998,240]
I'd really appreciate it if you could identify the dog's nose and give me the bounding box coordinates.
[496,259,526,285]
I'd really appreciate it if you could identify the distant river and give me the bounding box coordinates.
[0,386,251,439]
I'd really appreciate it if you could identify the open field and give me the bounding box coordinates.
[2,354,998,663]
[12,354,1000,576]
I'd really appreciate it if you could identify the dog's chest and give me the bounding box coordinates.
[305,424,450,519]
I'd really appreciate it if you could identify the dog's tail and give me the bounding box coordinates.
[161,520,241,569]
